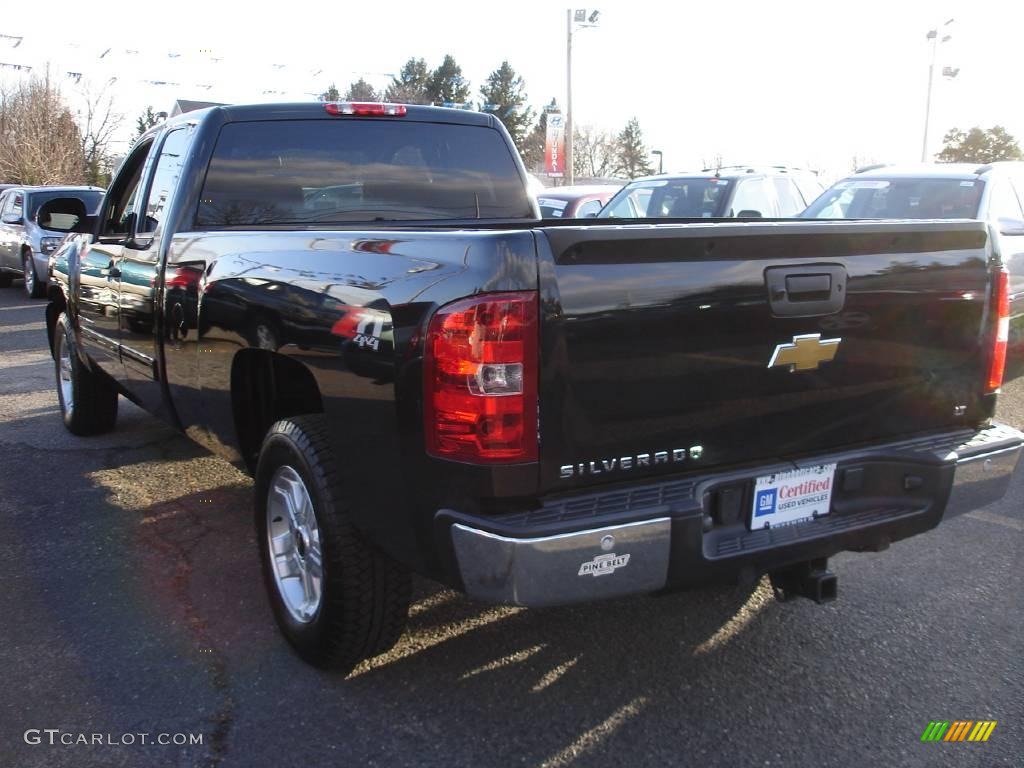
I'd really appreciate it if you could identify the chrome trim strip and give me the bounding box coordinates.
[79,324,119,355]
[120,343,157,378]
[451,517,672,607]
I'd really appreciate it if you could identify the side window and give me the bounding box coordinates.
[989,179,1024,220]
[794,176,825,208]
[728,178,772,217]
[1012,178,1024,218]
[4,191,24,219]
[605,189,651,218]
[773,178,804,217]
[101,140,154,238]
[575,199,603,218]
[140,128,193,235]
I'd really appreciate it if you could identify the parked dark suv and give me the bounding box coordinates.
[598,166,824,220]
[0,185,105,297]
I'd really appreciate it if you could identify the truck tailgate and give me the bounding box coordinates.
[536,220,994,493]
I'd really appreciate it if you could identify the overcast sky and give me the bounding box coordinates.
[1,0,1020,181]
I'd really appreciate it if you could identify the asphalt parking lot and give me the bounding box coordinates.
[1,285,1021,768]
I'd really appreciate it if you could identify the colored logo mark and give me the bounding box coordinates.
[755,489,777,517]
[920,721,997,742]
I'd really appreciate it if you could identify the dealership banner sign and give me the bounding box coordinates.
[545,114,565,177]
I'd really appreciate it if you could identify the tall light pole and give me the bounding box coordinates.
[651,149,663,174]
[921,18,954,162]
[566,8,600,186]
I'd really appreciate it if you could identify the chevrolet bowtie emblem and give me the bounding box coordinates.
[768,333,841,372]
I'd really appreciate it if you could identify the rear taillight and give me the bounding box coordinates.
[324,102,407,116]
[424,292,538,463]
[165,266,201,291]
[987,267,1010,394]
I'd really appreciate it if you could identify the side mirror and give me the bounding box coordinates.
[737,209,763,218]
[582,211,599,218]
[998,217,1024,236]
[2,212,22,225]
[36,197,95,234]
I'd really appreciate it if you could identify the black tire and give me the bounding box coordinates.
[0,272,12,288]
[54,312,119,435]
[23,250,46,299]
[255,415,411,672]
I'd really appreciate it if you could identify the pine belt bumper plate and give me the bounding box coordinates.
[450,518,671,607]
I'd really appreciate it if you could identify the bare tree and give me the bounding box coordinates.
[77,78,124,186]
[0,72,85,185]
[573,124,617,179]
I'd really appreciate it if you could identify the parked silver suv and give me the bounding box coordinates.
[598,166,825,220]
[0,186,104,298]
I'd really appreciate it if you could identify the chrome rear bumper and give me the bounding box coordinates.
[942,423,1022,519]
[448,423,1022,607]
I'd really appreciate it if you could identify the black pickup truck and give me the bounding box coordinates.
[41,102,1023,673]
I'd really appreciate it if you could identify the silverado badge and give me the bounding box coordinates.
[768,333,841,372]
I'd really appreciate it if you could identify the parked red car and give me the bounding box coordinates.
[536,184,621,218]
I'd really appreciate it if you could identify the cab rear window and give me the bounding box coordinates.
[196,119,534,227]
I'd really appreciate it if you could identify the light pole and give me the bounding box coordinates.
[921,18,954,162]
[651,149,663,174]
[566,8,600,186]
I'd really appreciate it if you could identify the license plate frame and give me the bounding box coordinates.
[749,463,837,530]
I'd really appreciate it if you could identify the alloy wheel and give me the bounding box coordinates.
[266,466,324,623]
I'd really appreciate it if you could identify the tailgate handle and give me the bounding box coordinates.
[766,265,847,317]
[785,274,831,299]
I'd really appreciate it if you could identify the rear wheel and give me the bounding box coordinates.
[54,312,119,435]
[23,250,46,298]
[255,416,411,672]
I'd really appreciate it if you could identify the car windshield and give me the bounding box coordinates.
[196,119,534,227]
[536,196,571,218]
[801,178,985,219]
[598,178,731,218]
[27,190,104,219]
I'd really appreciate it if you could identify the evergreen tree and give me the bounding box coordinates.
[384,58,431,104]
[344,78,380,101]
[319,83,340,101]
[134,106,161,141]
[427,55,471,105]
[613,117,654,179]
[479,61,534,152]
